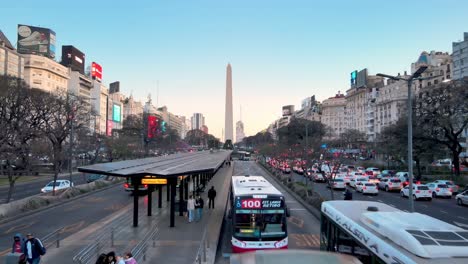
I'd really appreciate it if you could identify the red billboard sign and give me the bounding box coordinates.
[106,120,113,136]
[147,115,158,138]
[91,62,102,82]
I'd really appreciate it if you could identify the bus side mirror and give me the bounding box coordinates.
[228,209,232,219]
[286,208,291,217]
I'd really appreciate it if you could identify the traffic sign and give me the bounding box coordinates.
[141,178,167,185]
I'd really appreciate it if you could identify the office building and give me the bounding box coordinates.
[453,33,468,80]
[191,113,205,130]
[0,30,24,78]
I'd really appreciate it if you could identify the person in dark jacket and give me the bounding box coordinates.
[24,233,45,264]
[207,186,216,209]
[95,253,108,264]
[12,233,24,254]
[195,196,204,222]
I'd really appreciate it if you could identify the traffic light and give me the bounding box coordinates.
[161,120,167,133]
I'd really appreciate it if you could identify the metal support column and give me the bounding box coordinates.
[158,185,162,208]
[179,177,184,216]
[147,185,153,216]
[184,176,189,200]
[170,178,177,227]
[192,176,196,197]
[133,176,140,227]
[166,183,170,202]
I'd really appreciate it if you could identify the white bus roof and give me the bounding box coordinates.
[321,201,468,264]
[231,176,282,197]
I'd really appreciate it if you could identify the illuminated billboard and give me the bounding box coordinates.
[91,62,102,82]
[61,45,85,74]
[17,24,56,58]
[147,115,158,139]
[282,105,295,116]
[112,104,121,122]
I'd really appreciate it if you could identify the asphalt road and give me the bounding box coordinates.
[215,161,321,263]
[285,170,468,229]
[0,173,87,204]
[0,183,136,260]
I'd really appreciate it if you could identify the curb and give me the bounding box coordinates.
[257,162,322,221]
[0,179,124,225]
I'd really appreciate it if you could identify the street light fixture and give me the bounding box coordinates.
[377,66,442,212]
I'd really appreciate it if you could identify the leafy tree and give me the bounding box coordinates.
[277,118,326,150]
[415,80,468,177]
[340,129,366,149]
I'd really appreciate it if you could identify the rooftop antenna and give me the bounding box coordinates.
[156,80,159,108]
[240,105,242,122]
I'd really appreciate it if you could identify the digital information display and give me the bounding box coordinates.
[235,197,282,209]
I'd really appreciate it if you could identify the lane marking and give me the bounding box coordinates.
[377,200,384,203]
[454,221,468,228]
[458,216,468,220]
[440,210,448,214]
[403,210,409,213]
[289,234,320,248]
[287,216,304,228]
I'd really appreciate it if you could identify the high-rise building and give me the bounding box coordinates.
[453,33,468,80]
[191,113,205,130]
[225,63,233,142]
[90,82,109,135]
[236,120,245,143]
[201,125,209,134]
[321,92,346,139]
[0,30,24,78]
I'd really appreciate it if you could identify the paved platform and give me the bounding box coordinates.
[41,163,233,264]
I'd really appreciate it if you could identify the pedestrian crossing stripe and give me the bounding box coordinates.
[289,233,320,247]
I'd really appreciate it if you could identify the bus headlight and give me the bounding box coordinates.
[274,238,288,248]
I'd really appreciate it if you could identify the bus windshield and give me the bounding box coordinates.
[234,209,286,241]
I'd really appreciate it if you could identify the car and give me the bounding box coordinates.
[312,173,326,182]
[86,174,105,183]
[432,180,460,194]
[456,190,468,206]
[426,182,452,198]
[41,180,74,193]
[400,185,432,201]
[349,177,368,188]
[367,176,380,184]
[356,182,378,195]
[365,167,381,176]
[124,177,148,193]
[395,172,420,187]
[378,170,396,179]
[327,178,346,189]
[282,165,291,174]
[378,177,402,192]
[356,167,365,173]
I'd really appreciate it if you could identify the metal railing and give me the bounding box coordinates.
[42,227,64,249]
[194,227,209,264]
[133,224,159,262]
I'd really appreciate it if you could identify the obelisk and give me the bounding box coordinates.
[225,63,233,142]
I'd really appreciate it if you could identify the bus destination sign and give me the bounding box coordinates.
[236,198,282,209]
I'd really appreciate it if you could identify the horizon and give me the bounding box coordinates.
[1,0,468,139]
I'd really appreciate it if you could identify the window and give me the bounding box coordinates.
[434,80,439,85]
[428,81,432,86]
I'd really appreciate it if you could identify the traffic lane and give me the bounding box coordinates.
[307,176,468,228]
[0,183,135,256]
[237,162,321,250]
[0,173,88,203]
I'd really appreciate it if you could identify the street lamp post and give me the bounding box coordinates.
[376,66,439,212]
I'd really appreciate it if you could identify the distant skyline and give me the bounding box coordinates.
[1,0,468,139]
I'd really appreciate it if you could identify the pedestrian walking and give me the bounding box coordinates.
[208,186,216,209]
[115,254,125,264]
[187,195,195,223]
[195,195,204,222]
[24,233,46,264]
[124,252,138,264]
[12,233,24,254]
[95,253,108,264]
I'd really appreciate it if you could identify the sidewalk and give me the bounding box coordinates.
[41,164,233,264]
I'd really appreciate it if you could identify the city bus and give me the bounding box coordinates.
[229,176,290,253]
[238,151,251,161]
[320,201,468,264]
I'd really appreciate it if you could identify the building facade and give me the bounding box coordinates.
[321,93,346,139]
[373,78,408,135]
[236,120,245,143]
[122,95,144,121]
[22,54,69,93]
[90,82,109,135]
[452,33,468,80]
[191,113,205,130]
[158,106,184,138]
[0,31,24,78]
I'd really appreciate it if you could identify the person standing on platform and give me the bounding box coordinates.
[208,186,216,209]
[195,195,204,222]
[187,195,196,223]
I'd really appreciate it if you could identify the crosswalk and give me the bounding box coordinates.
[289,233,321,248]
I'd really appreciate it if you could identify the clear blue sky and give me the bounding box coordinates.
[2,0,467,139]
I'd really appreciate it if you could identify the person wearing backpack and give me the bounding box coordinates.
[24,233,45,264]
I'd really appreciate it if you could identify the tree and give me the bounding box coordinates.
[340,129,366,149]
[0,76,44,202]
[35,91,90,194]
[277,118,326,150]
[415,80,468,177]
[241,132,274,148]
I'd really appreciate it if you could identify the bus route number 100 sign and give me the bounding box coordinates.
[241,199,262,209]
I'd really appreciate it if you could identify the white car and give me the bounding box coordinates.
[426,182,452,198]
[328,178,346,189]
[313,173,326,182]
[456,190,468,206]
[400,185,432,201]
[356,182,378,195]
[432,180,460,194]
[378,177,402,192]
[41,180,74,193]
[350,177,368,188]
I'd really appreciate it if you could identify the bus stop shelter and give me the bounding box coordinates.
[78,150,231,227]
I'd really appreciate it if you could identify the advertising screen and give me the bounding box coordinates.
[147,115,158,139]
[91,62,102,82]
[106,120,113,137]
[61,46,85,74]
[282,105,294,116]
[17,24,56,58]
[112,104,121,122]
